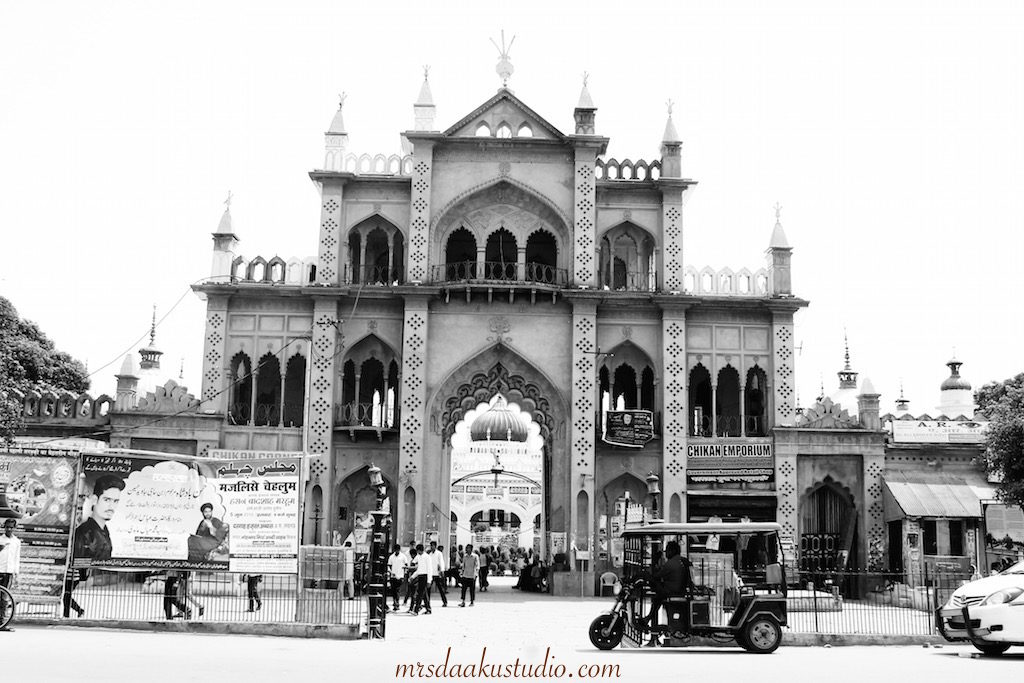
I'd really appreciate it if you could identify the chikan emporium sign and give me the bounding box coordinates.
[686,442,774,484]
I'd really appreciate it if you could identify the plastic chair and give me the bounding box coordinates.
[599,571,619,596]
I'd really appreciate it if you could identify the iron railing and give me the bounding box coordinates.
[334,402,399,429]
[431,261,569,287]
[228,403,304,427]
[691,414,769,438]
[598,270,656,292]
[347,264,403,286]
[15,563,368,626]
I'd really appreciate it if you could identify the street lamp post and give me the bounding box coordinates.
[366,464,391,639]
[645,471,661,521]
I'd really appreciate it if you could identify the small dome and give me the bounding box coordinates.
[941,359,972,391]
[469,395,528,443]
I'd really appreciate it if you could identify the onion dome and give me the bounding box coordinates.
[469,394,528,442]
[940,359,972,391]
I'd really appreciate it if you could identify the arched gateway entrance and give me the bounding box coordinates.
[429,352,568,561]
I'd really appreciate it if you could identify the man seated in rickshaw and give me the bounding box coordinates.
[641,541,692,629]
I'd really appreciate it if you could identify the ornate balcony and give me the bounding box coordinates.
[431,261,569,287]
[334,402,400,441]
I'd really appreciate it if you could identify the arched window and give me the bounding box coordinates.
[716,366,741,437]
[475,122,491,137]
[254,353,281,426]
[612,364,638,410]
[283,354,306,427]
[485,228,517,280]
[229,352,252,425]
[496,122,512,138]
[640,367,655,412]
[358,358,385,426]
[525,230,557,284]
[445,227,477,280]
[517,123,533,137]
[689,364,712,437]
[745,366,768,436]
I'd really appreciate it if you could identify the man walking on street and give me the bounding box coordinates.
[429,541,448,607]
[459,543,480,607]
[410,543,432,615]
[387,544,408,611]
[478,546,490,592]
[0,518,21,630]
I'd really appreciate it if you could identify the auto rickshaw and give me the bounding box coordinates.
[589,522,788,653]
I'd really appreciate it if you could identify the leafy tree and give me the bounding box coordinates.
[0,296,90,443]
[977,373,1024,509]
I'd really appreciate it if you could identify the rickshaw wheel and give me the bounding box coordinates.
[741,616,781,654]
[972,641,1010,657]
[589,614,624,651]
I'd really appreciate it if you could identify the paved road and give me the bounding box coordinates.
[5,576,1021,682]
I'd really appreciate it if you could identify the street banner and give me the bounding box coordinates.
[602,410,655,447]
[75,452,300,573]
[0,448,80,603]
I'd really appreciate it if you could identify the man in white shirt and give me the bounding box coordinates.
[428,541,448,607]
[410,543,432,614]
[341,541,356,599]
[459,544,480,607]
[387,544,408,611]
[0,519,21,590]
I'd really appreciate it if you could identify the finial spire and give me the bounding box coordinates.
[338,91,347,109]
[837,330,858,389]
[490,30,516,88]
[224,191,233,210]
[150,304,157,347]
[179,357,185,381]
[662,98,680,143]
[768,202,790,249]
[576,70,595,110]
[843,329,851,371]
[774,202,782,225]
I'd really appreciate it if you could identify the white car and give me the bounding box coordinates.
[936,560,1024,656]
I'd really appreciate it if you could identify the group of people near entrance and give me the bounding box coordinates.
[387,541,483,614]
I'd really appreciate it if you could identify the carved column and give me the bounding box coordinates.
[569,297,597,561]
[572,147,598,287]
[317,181,345,286]
[406,142,434,283]
[659,186,685,293]
[659,302,690,523]
[398,296,430,544]
[308,297,340,544]
[199,294,229,415]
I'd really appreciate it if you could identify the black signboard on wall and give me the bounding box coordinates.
[602,410,655,447]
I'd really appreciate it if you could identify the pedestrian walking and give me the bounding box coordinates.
[410,543,432,614]
[387,544,408,611]
[163,571,190,619]
[0,520,22,591]
[243,574,263,612]
[429,541,449,607]
[177,571,205,618]
[478,546,490,592]
[403,547,419,607]
[341,541,356,599]
[459,543,480,607]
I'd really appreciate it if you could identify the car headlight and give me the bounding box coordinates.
[980,587,1024,606]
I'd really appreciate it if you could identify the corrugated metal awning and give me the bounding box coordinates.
[883,469,995,519]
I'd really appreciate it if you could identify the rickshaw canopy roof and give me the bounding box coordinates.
[620,522,783,538]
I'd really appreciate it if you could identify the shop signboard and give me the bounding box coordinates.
[0,447,80,603]
[75,452,301,574]
[602,410,655,447]
[891,420,988,443]
[686,441,774,484]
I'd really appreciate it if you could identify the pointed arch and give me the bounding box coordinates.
[228,351,252,425]
[254,352,281,426]
[745,365,768,436]
[689,363,712,437]
[716,365,741,436]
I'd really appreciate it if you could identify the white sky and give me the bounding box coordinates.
[2,1,1022,417]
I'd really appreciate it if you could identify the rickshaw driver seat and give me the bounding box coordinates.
[641,541,691,629]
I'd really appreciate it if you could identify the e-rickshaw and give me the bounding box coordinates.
[589,522,788,653]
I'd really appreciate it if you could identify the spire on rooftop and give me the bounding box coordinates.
[837,331,858,389]
[216,191,233,234]
[769,202,790,249]
[662,99,680,143]
[491,30,516,89]
[328,92,347,134]
[577,72,595,109]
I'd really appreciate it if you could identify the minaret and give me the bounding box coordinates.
[139,305,163,371]
[660,99,682,178]
[414,66,436,132]
[857,376,881,430]
[574,72,597,135]
[938,356,975,418]
[837,332,857,389]
[766,203,793,297]
[211,191,240,280]
[895,382,910,414]
[114,354,140,411]
[324,92,348,172]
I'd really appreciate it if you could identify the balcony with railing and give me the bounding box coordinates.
[691,413,769,438]
[431,261,569,287]
[345,263,404,286]
[228,402,305,428]
[334,401,400,440]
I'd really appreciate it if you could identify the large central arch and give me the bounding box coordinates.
[426,343,569,558]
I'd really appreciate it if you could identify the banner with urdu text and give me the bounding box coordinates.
[0,448,80,602]
[75,452,300,573]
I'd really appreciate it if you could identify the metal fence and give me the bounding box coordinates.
[15,562,369,627]
[785,567,964,635]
